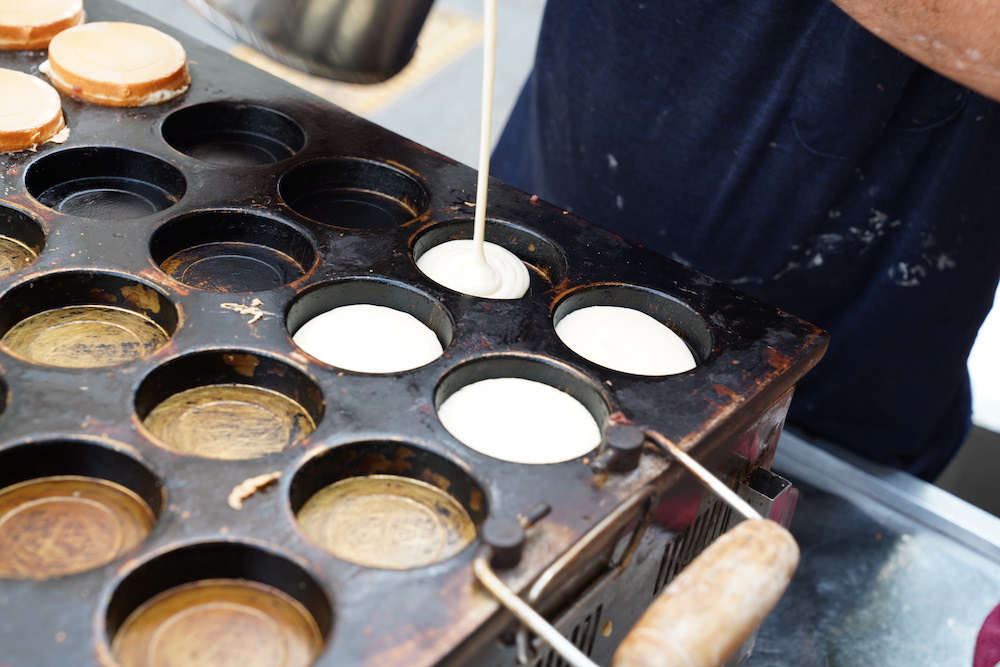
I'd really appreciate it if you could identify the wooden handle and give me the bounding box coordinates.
[612,519,799,667]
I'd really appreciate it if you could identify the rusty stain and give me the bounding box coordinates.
[86,288,117,305]
[712,384,740,402]
[359,453,394,475]
[468,488,484,514]
[222,352,259,377]
[420,469,451,492]
[228,471,281,510]
[361,447,416,475]
[607,411,633,426]
[142,266,192,295]
[120,284,161,313]
[766,346,793,369]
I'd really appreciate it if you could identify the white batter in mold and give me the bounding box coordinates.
[555,305,697,376]
[417,239,529,299]
[292,304,443,373]
[437,377,601,464]
[416,0,530,300]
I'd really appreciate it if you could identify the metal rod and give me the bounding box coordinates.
[645,429,762,521]
[473,555,600,667]
[515,489,655,663]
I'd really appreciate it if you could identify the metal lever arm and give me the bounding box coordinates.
[473,554,600,667]
[611,429,800,667]
[473,427,798,667]
[611,517,799,667]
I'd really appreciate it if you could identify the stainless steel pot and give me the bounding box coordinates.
[185,0,435,83]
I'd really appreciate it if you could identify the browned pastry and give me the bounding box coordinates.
[42,21,190,107]
[0,68,66,152]
[0,0,84,50]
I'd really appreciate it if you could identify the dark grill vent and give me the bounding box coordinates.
[654,498,734,593]
[533,604,603,667]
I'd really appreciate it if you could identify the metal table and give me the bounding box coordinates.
[747,433,1000,666]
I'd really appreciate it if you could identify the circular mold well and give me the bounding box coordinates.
[105,542,331,667]
[150,210,318,292]
[279,157,429,230]
[287,278,452,374]
[162,101,305,166]
[24,146,186,220]
[136,351,324,460]
[0,205,44,276]
[0,440,162,581]
[290,441,486,570]
[0,272,178,368]
[412,218,568,296]
[552,284,713,375]
[434,356,609,465]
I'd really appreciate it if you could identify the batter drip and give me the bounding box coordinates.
[416,0,530,299]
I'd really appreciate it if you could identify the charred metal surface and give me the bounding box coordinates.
[0,2,828,665]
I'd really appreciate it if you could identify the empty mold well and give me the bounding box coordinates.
[0,204,44,276]
[162,101,305,166]
[105,542,332,667]
[25,146,186,220]
[0,440,162,580]
[279,157,429,230]
[136,350,324,460]
[0,271,177,368]
[290,441,486,570]
[150,209,318,292]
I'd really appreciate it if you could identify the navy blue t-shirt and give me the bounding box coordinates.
[492,0,1000,479]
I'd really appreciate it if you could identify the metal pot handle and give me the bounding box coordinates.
[473,428,799,667]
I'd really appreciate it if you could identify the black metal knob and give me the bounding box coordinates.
[481,517,525,569]
[591,423,646,473]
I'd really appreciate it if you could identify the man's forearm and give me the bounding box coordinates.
[831,0,1000,100]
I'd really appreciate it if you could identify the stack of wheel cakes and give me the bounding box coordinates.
[0,1,827,665]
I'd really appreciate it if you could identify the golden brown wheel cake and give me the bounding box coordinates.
[0,0,84,51]
[41,21,191,107]
[0,68,67,152]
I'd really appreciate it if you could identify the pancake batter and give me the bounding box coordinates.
[416,0,529,299]
[438,377,600,464]
[556,305,696,376]
[292,304,443,373]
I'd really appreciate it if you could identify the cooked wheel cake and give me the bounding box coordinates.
[41,21,190,106]
[0,0,84,50]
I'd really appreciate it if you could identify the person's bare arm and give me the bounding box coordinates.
[831,0,1000,101]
